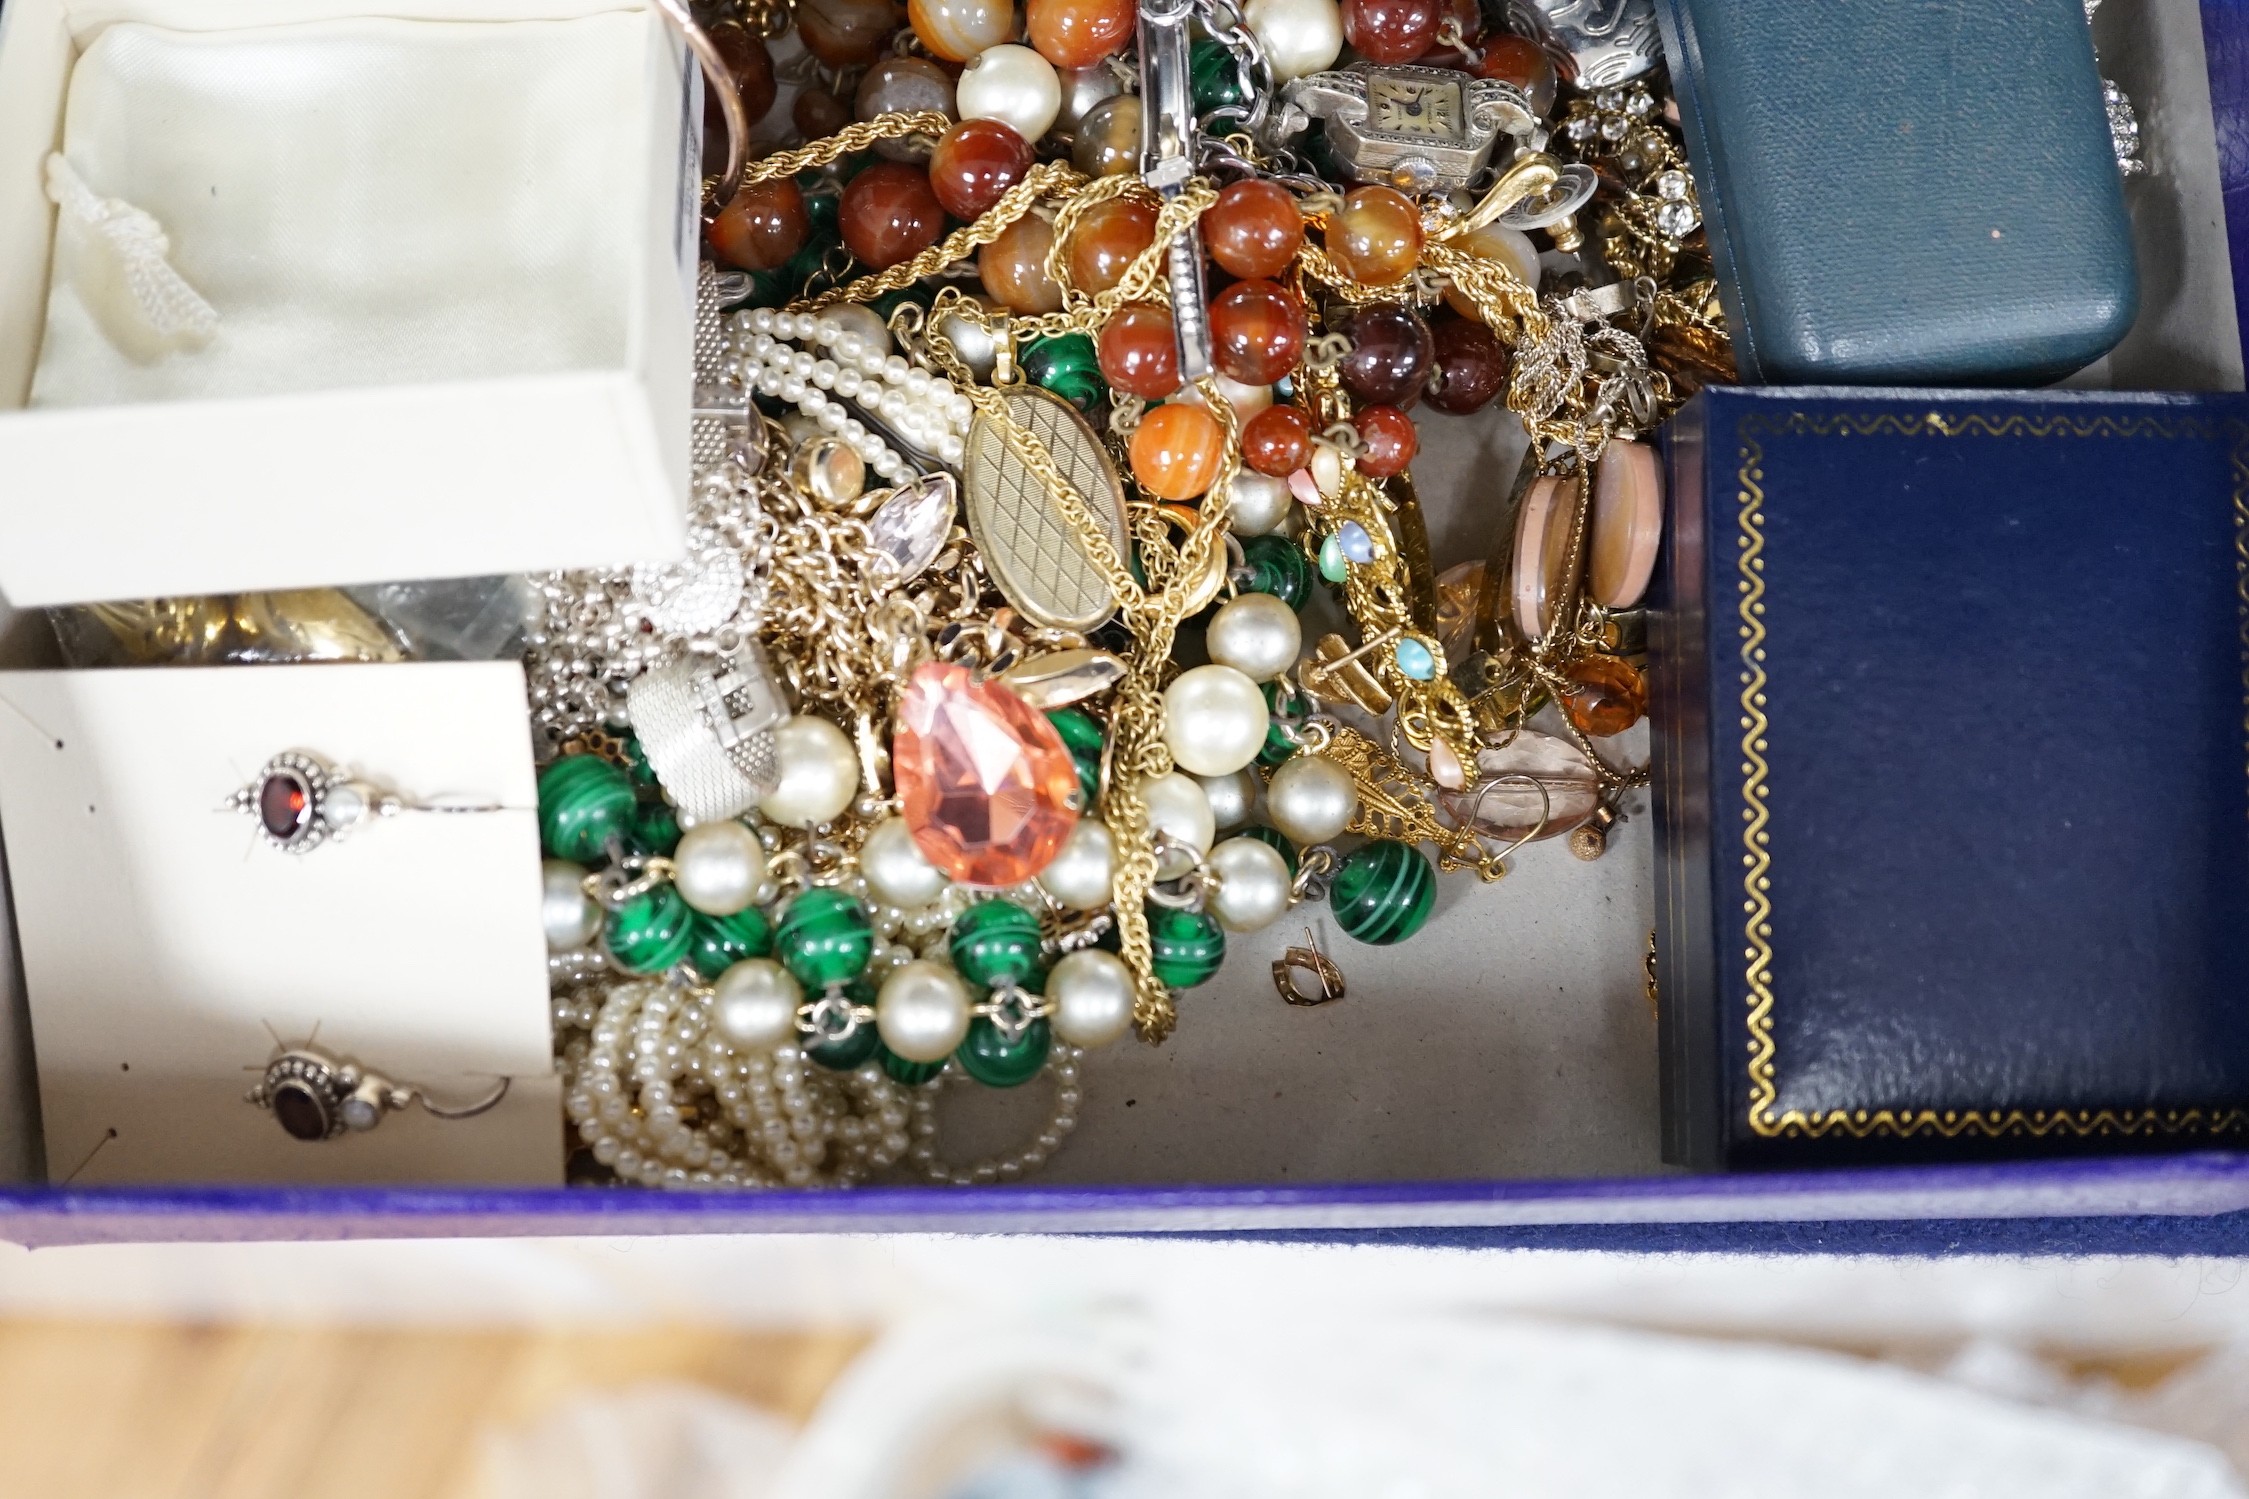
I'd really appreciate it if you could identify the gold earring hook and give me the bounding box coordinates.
[1272,927,1347,1006]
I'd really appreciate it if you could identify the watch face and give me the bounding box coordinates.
[1367,74,1464,142]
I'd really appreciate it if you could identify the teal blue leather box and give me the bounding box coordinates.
[1652,387,2249,1169]
[1653,0,2140,385]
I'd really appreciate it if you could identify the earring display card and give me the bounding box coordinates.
[0,662,559,1186]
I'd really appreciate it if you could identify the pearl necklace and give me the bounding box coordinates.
[737,306,974,483]
[908,1047,1084,1185]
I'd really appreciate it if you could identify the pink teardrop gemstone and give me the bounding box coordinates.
[894,661,1082,886]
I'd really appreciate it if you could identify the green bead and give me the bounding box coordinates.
[1148,905,1225,988]
[1023,334,1106,414]
[804,977,880,1071]
[1329,838,1437,946]
[1189,36,1246,115]
[621,736,659,788]
[1240,824,1299,876]
[605,885,696,975]
[1240,535,1313,611]
[1318,532,1348,583]
[689,906,774,980]
[631,798,682,857]
[880,1043,946,1087]
[955,1015,1051,1088]
[1259,680,1312,769]
[950,899,1046,989]
[776,888,874,990]
[538,755,637,863]
[1046,707,1105,758]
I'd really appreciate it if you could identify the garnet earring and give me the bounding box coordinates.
[247,1043,511,1142]
[227,750,500,854]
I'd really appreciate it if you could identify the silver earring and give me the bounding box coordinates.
[227,749,498,853]
[247,1043,510,1142]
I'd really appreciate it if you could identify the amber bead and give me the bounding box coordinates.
[1098,304,1182,399]
[706,179,809,274]
[1067,196,1159,295]
[1427,314,1510,414]
[1130,402,1225,501]
[1202,179,1304,280]
[1241,403,1314,477]
[1340,0,1440,65]
[1027,0,1135,69]
[979,213,1066,314]
[798,0,901,66]
[1210,279,1306,386]
[794,88,852,139]
[1072,94,1141,177]
[1328,185,1423,287]
[909,0,1016,61]
[855,57,956,161]
[1475,34,1558,115]
[1340,302,1434,408]
[1354,405,1417,479]
[841,162,945,270]
[1560,653,1647,737]
[929,119,1034,220]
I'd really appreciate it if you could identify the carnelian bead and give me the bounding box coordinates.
[1474,34,1557,115]
[1354,405,1418,479]
[1241,403,1314,477]
[1201,179,1304,280]
[841,162,946,270]
[1027,0,1135,69]
[706,179,809,273]
[798,0,902,66]
[1328,185,1423,286]
[1340,0,1440,65]
[1415,0,1483,66]
[980,213,1066,313]
[929,119,1035,220]
[794,88,851,139]
[1067,197,1159,295]
[1098,305,1182,399]
[709,23,777,131]
[1427,314,1510,414]
[1129,402,1225,501]
[1210,278,1306,386]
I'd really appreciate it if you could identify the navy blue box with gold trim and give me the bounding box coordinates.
[1653,388,2249,1170]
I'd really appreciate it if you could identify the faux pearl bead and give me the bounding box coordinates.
[1162,664,1269,776]
[1047,948,1135,1048]
[542,859,602,951]
[1225,470,1295,536]
[1036,818,1115,909]
[862,815,950,908]
[1206,592,1303,682]
[712,958,803,1050]
[1243,0,1344,83]
[673,820,769,916]
[877,959,973,1063]
[1143,770,1216,878]
[1196,767,1261,831]
[761,715,860,828]
[1209,835,1293,933]
[1266,752,1359,846]
[956,44,1063,145]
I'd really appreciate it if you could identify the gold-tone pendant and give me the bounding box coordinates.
[1000,646,1128,708]
[961,385,1132,632]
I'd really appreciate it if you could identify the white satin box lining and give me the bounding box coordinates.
[0,0,696,608]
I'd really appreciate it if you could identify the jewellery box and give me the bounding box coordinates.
[1652,0,2139,386]
[0,0,699,607]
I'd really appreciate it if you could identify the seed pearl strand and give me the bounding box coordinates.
[739,307,973,475]
[908,1047,1084,1186]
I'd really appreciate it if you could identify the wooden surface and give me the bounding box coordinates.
[0,1320,867,1499]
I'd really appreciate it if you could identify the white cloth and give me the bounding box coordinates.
[30,13,647,407]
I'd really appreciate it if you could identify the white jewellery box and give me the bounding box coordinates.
[0,0,699,607]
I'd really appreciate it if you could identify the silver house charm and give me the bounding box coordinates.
[627,640,789,824]
[1504,0,1662,89]
[1283,64,1537,194]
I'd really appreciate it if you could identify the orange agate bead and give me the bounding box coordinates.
[1328,185,1423,287]
[980,213,1066,314]
[929,118,1035,220]
[1027,0,1135,69]
[1241,403,1313,477]
[1098,304,1183,398]
[1209,278,1306,386]
[1067,196,1159,295]
[1201,178,1304,280]
[1354,404,1417,479]
[1130,402,1225,501]
[840,161,946,270]
[706,179,809,273]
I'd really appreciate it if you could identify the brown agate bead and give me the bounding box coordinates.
[798,0,902,66]
[794,88,852,139]
[1241,404,1314,477]
[1067,196,1159,294]
[979,213,1065,313]
[1328,185,1423,286]
[706,23,776,141]
[1072,94,1142,177]
[1098,304,1182,398]
[908,0,1016,61]
[1427,314,1510,414]
[841,162,946,270]
[1129,402,1226,500]
[1201,179,1304,280]
[1340,0,1440,65]
[1354,405,1417,479]
[1339,302,1434,408]
[929,118,1035,219]
[1474,34,1557,115]
[1210,279,1306,386]
[1027,0,1136,69]
[856,57,956,160]
[1560,654,1647,737]
[706,179,811,273]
